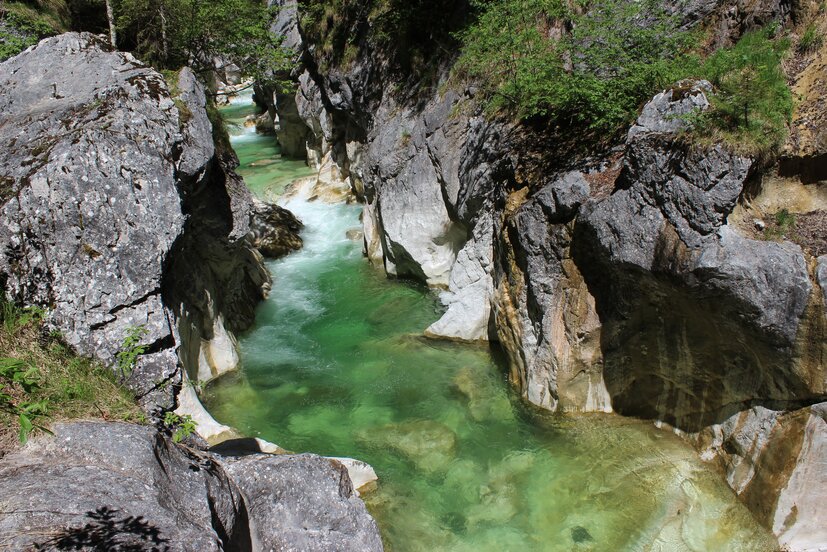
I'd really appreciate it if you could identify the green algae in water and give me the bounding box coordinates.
[206,95,779,552]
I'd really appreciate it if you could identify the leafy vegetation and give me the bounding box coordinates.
[115,324,147,382]
[0,299,143,452]
[0,2,64,61]
[0,356,50,443]
[163,411,197,443]
[689,27,793,156]
[457,0,793,154]
[299,0,466,80]
[115,0,290,84]
[456,0,695,138]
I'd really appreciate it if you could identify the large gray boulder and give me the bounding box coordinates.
[0,33,297,407]
[574,82,823,431]
[0,422,382,551]
[0,34,188,407]
[223,454,384,551]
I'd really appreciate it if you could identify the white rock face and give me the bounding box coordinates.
[426,214,494,341]
[376,149,464,287]
[196,314,241,383]
[774,407,827,551]
[174,382,238,445]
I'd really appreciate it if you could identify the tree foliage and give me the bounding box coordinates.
[690,27,793,155]
[115,0,290,82]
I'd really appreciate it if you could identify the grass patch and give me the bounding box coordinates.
[0,299,144,455]
[0,1,65,61]
[762,208,797,241]
[798,22,824,53]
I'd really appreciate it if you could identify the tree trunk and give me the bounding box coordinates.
[105,0,117,49]
[160,4,169,65]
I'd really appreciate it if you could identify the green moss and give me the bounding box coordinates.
[207,103,233,158]
[0,176,15,204]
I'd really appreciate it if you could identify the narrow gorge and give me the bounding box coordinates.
[0,0,825,551]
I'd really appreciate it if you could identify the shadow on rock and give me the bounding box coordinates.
[35,506,170,552]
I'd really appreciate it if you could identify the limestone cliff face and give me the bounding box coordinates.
[263,0,515,342]
[492,174,608,413]
[0,33,294,410]
[574,83,823,431]
[276,1,826,546]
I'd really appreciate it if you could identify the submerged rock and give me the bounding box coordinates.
[0,421,382,552]
[360,420,457,473]
[250,199,304,258]
[451,365,513,422]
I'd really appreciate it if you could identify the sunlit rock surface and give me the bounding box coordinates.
[574,83,823,430]
[0,421,382,551]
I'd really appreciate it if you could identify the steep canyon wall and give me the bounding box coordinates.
[265,1,827,548]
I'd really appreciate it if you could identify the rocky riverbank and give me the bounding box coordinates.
[259,1,826,548]
[0,32,381,550]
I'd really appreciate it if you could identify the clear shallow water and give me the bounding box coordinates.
[222,89,313,200]
[206,97,779,552]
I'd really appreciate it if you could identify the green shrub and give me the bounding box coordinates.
[163,411,197,443]
[457,2,791,154]
[0,357,50,443]
[690,27,793,156]
[456,0,695,138]
[116,0,290,83]
[763,208,797,240]
[115,325,147,381]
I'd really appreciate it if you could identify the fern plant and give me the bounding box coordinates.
[0,357,50,443]
[115,325,148,381]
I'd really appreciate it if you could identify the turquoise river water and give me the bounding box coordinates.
[204,92,779,551]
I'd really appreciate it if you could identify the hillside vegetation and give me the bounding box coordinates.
[0,300,143,455]
[456,0,793,154]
